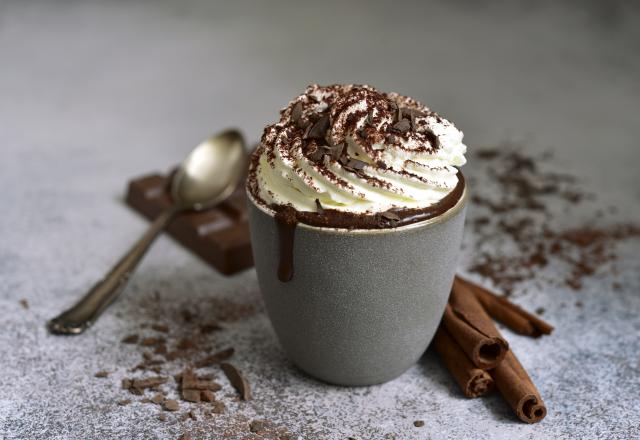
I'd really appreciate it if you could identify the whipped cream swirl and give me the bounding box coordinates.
[249,84,467,215]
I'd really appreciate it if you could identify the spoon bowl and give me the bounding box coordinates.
[172,129,246,210]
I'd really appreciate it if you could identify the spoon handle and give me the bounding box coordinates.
[48,206,180,334]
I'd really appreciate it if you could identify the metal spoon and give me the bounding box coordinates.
[48,129,246,335]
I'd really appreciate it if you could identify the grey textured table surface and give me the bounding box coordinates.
[1,1,639,439]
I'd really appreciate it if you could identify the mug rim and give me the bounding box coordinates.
[245,179,468,236]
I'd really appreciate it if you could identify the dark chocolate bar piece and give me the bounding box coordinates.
[125,172,253,275]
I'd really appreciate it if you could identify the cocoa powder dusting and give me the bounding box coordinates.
[97,291,292,437]
[465,144,638,294]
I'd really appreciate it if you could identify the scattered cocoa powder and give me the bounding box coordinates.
[466,144,638,294]
[104,286,280,433]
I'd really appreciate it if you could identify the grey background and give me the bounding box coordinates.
[1,1,639,439]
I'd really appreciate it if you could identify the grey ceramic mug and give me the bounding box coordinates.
[247,186,467,386]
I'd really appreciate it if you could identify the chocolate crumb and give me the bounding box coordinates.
[181,367,222,391]
[177,338,195,350]
[182,389,201,403]
[158,413,167,422]
[194,348,234,368]
[178,433,192,440]
[188,410,198,421]
[201,390,216,402]
[19,299,29,309]
[163,399,179,412]
[413,420,425,428]
[575,301,584,308]
[151,324,169,333]
[221,363,251,400]
[94,371,109,378]
[164,350,183,361]
[140,337,165,347]
[151,393,164,405]
[117,399,131,406]
[180,309,194,322]
[121,379,132,389]
[121,334,139,344]
[535,307,545,315]
[130,376,169,392]
[200,322,222,334]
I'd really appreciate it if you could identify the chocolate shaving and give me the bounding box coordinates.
[305,114,330,139]
[291,101,303,128]
[345,158,367,170]
[424,129,440,149]
[194,347,235,368]
[392,119,411,133]
[19,299,29,309]
[330,143,344,161]
[94,371,109,378]
[181,368,222,391]
[315,199,325,215]
[380,210,400,221]
[308,145,325,162]
[221,363,251,400]
[131,376,169,390]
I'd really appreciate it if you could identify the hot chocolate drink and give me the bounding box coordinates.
[247,84,468,230]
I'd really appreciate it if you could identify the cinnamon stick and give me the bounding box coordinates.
[492,350,547,423]
[443,279,509,369]
[433,327,494,398]
[456,276,554,337]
